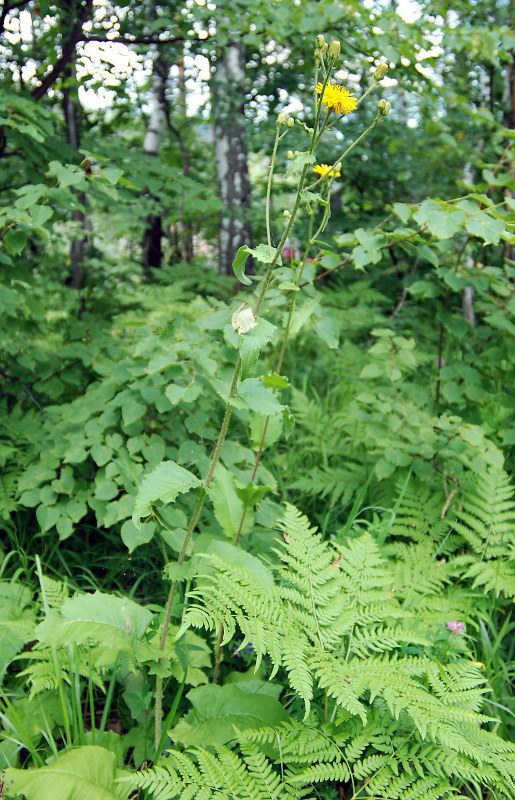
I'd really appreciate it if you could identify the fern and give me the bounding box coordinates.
[123,744,313,800]
[454,467,515,559]
[464,554,515,597]
[179,503,515,799]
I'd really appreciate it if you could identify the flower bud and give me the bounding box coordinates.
[287,150,294,159]
[377,99,391,117]
[374,63,388,81]
[316,34,325,48]
[287,117,294,128]
[328,40,341,60]
[277,112,287,127]
[321,43,328,57]
[232,303,258,335]
[283,209,290,218]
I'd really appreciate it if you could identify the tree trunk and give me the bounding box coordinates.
[142,47,170,273]
[212,39,253,275]
[62,54,91,292]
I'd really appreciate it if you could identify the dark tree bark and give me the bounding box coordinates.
[142,47,170,273]
[59,0,91,292]
[62,55,91,291]
[212,39,253,275]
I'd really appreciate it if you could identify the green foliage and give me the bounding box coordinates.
[0,6,514,799]
[136,500,515,799]
[6,745,130,800]
[124,742,311,800]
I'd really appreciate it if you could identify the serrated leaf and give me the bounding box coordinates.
[132,461,201,525]
[413,199,466,239]
[285,151,315,179]
[236,378,284,415]
[393,202,411,223]
[465,214,505,244]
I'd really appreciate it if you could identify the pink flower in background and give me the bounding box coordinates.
[447,620,464,635]
[283,245,300,260]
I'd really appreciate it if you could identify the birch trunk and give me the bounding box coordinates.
[62,53,91,292]
[212,40,253,275]
[142,47,170,272]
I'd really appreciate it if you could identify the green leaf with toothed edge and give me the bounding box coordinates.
[132,461,201,526]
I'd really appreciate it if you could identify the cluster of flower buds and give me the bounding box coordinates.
[277,112,296,128]
[315,34,341,62]
[373,98,391,126]
[315,33,328,60]
[377,99,391,117]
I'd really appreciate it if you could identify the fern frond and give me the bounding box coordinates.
[124,745,312,800]
[464,556,515,597]
[40,575,69,609]
[454,467,515,558]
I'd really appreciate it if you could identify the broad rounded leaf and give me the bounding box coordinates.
[6,745,130,800]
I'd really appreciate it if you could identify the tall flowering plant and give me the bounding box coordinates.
[133,34,391,751]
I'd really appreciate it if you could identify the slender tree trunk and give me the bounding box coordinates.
[142,47,170,273]
[176,42,193,263]
[502,42,514,265]
[62,53,91,291]
[212,39,252,275]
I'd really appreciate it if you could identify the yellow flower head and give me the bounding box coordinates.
[316,82,357,115]
[313,163,341,178]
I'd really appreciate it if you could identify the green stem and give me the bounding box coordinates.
[98,655,119,746]
[155,361,241,748]
[356,79,380,107]
[36,556,72,748]
[157,64,325,729]
[266,129,281,257]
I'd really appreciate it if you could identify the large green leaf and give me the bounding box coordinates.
[34,591,158,666]
[235,378,284,415]
[413,199,466,239]
[132,460,201,526]
[465,213,505,244]
[169,682,289,747]
[6,745,130,800]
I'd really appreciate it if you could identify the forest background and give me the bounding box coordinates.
[0,1,514,799]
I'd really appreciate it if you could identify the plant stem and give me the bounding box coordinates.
[157,62,325,735]
[154,362,240,748]
[266,129,281,256]
[35,556,72,748]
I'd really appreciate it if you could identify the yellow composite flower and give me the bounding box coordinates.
[316,81,357,115]
[313,163,341,178]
